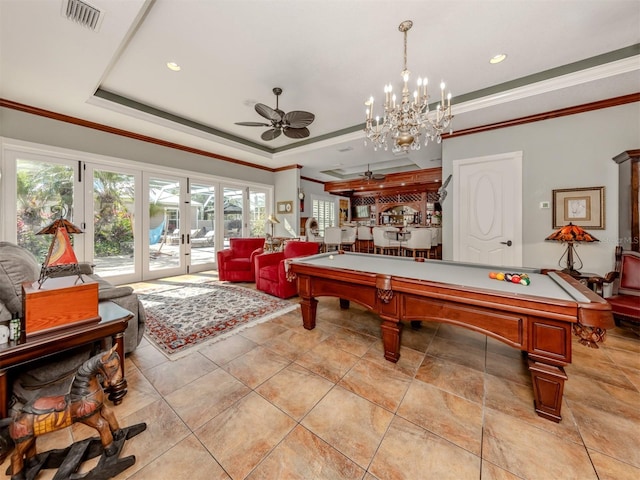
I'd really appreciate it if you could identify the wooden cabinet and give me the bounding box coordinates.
[613,150,640,252]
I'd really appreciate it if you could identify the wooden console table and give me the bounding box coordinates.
[0,301,133,418]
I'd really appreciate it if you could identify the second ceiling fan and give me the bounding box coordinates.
[235,87,315,141]
[360,164,386,181]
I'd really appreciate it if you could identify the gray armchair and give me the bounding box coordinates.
[0,241,145,354]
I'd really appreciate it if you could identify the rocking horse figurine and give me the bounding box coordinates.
[5,346,146,480]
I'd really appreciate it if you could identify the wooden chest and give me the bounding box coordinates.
[22,275,100,336]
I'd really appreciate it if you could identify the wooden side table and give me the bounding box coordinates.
[0,301,133,417]
[570,272,602,292]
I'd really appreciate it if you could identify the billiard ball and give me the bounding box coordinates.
[329,255,334,260]
[489,272,497,279]
[496,272,505,281]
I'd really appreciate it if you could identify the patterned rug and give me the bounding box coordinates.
[138,281,297,359]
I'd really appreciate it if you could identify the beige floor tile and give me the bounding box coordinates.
[564,372,640,414]
[262,327,331,361]
[483,408,598,480]
[239,321,289,344]
[195,392,296,480]
[129,342,169,371]
[198,334,258,366]
[112,367,163,419]
[398,321,437,353]
[485,350,531,387]
[256,363,334,420]
[302,386,394,469]
[322,327,378,357]
[436,323,488,349]
[414,354,485,404]
[115,399,191,478]
[222,345,290,388]
[143,352,217,396]
[368,416,480,480]
[605,346,640,370]
[620,365,640,390]
[397,380,483,455]
[128,434,230,480]
[480,460,522,479]
[339,357,413,412]
[363,341,425,377]
[426,335,486,372]
[588,449,640,480]
[568,398,640,468]
[247,425,365,479]
[165,368,251,430]
[295,341,360,383]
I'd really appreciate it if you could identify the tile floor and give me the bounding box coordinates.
[4,271,639,479]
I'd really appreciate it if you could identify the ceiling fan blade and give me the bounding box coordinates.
[372,174,386,180]
[283,127,310,139]
[283,111,315,128]
[235,121,271,127]
[261,128,281,141]
[255,103,282,122]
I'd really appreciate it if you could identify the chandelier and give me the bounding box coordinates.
[364,20,453,153]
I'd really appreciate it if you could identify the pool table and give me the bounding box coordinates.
[289,252,614,422]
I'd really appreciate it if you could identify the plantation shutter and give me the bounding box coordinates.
[312,199,335,234]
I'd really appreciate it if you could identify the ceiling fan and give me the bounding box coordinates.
[360,164,386,181]
[235,87,315,141]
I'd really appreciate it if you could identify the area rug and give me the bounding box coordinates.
[138,281,298,359]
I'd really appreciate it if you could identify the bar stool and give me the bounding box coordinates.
[340,226,357,251]
[324,226,342,252]
[356,225,373,253]
[403,228,433,258]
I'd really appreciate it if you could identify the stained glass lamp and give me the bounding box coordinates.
[545,223,598,275]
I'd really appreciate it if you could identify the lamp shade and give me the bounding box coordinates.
[545,223,598,243]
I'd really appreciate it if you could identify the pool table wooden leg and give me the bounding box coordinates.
[528,359,568,423]
[300,297,318,330]
[381,319,402,363]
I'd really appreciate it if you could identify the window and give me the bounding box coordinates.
[312,198,335,234]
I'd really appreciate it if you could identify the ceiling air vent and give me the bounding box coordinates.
[63,0,103,31]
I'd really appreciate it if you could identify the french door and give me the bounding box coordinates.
[2,141,273,283]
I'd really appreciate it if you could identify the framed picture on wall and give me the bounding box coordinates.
[552,186,605,229]
[277,201,293,214]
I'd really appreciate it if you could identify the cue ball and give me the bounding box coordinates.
[329,255,334,259]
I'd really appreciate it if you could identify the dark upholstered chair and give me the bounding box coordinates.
[255,241,320,298]
[590,246,640,325]
[217,237,265,282]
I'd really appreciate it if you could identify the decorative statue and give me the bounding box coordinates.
[3,347,145,480]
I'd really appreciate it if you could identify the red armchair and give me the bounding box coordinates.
[255,241,320,298]
[591,246,640,325]
[217,237,265,282]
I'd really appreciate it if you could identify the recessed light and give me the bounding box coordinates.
[166,62,181,71]
[489,54,507,64]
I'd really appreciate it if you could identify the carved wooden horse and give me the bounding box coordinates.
[9,346,123,480]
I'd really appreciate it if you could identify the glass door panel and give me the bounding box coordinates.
[147,175,185,276]
[223,187,243,247]
[90,169,136,279]
[15,158,79,261]
[249,189,267,237]
[189,181,216,269]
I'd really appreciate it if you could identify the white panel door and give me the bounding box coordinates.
[453,152,523,267]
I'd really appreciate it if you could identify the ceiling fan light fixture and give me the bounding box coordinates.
[364,20,453,154]
[235,88,315,141]
[166,62,181,71]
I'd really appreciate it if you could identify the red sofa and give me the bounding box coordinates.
[217,237,265,282]
[255,241,320,298]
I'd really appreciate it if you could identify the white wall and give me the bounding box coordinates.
[442,102,640,275]
[0,107,274,184]
[273,169,299,236]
